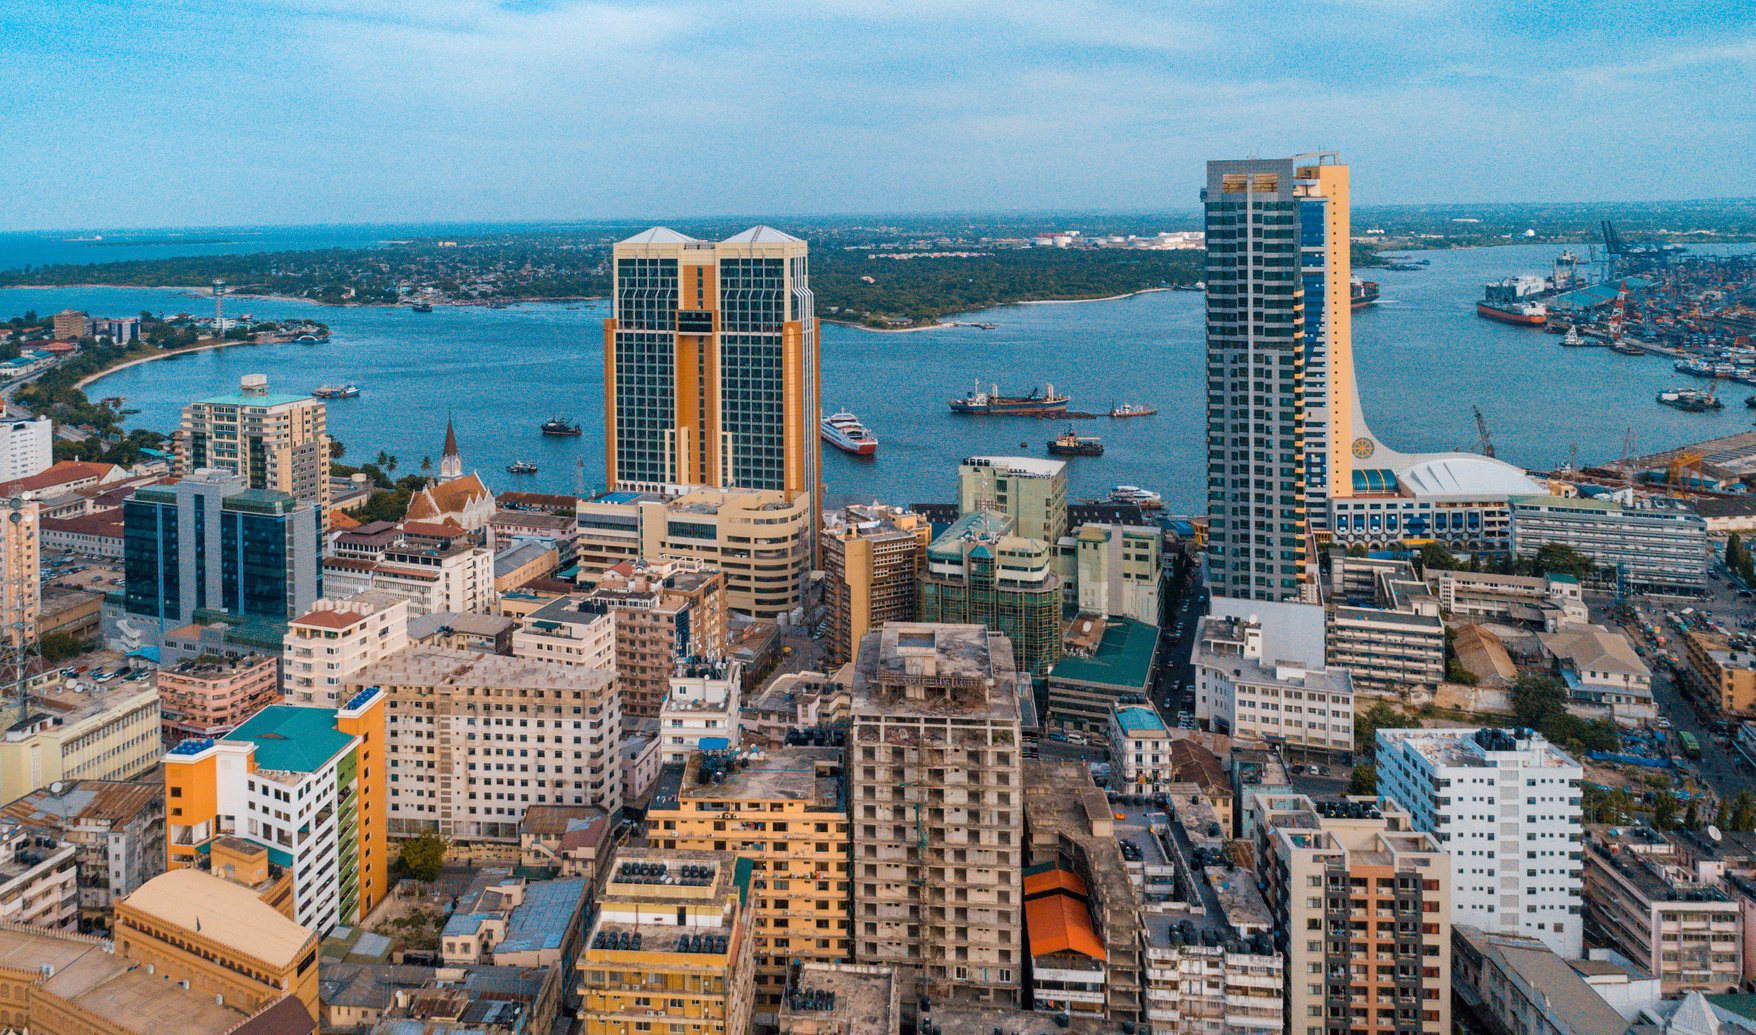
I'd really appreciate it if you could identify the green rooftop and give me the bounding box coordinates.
[1050,617,1158,690]
[196,392,310,408]
[226,704,356,773]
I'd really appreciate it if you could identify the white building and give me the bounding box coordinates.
[0,820,77,930]
[1106,703,1175,794]
[1537,625,1656,726]
[0,418,52,482]
[1191,615,1354,753]
[1509,494,1708,595]
[1075,523,1162,626]
[323,538,495,616]
[510,595,618,669]
[1376,726,1583,959]
[659,658,742,764]
[282,590,411,705]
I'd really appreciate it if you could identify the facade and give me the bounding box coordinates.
[592,560,728,717]
[1681,631,1756,717]
[53,308,92,340]
[1257,795,1451,1035]
[0,820,78,930]
[658,658,742,764]
[122,469,323,628]
[0,779,163,926]
[0,681,162,804]
[849,623,1029,1005]
[1509,494,1709,594]
[1107,704,1176,794]
[1582,837,1742,993]
[647,746,850,1015]
[358,647,624,844]
[282,590,411,705]
[577,847,759,1035]
[1375,727,1583,958]
[177,374,331,516]
[1327,605,1445,699]
[1074,523,1162,626]
[1191,615,1354,752]
[958,456,1069,545]
[575,489,811,617]
[919,510,1062,677]
[1429,569,1588,630]
[0,496,37,648]
[511,594,618,670]
[0,417,52,482]
[1452,926,1631,1035]
[1538,624,1656,725]
[603,227,820,524]
[157,652,281,741]
[163,689,388,934]
[821,504,932,666]
[323,535,495,617]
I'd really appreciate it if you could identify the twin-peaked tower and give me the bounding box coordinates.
[603,226,820,511]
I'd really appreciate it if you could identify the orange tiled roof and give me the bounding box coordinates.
[405,474,490,522]
[1024,867,1089,899]
[1025,891,1105,961]
[328,510,362,531]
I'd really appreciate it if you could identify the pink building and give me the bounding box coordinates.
[157,653,280,742]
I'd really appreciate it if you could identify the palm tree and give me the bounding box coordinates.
[385,454,399,474]
[374,450,390,469]
[420,456,433,476]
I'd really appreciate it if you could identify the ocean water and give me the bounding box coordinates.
[5,241,1753,512]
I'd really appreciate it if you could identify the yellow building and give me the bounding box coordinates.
[820,505,931,666]
[1294,158,1354,515]
[114,866,320,1019]
[1683,630,1756,716]
[648,747,850,1013]
[0,681,160,804]
[177,374,332,518]
[0,497,38,649]
[578,848,757,1035]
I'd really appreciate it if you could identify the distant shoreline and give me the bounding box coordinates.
[830,286,1180,332]
[76,336,273,390]
[0,282,603,310]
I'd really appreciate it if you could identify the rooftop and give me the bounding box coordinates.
[669,745,844,808]
[122,868,316,968]
[960,455,1066,478]
[851,623,1022,720]
[1050,617,1157,690]
[1395,453,1544,501]
[0,779,159,827]
[354,646,613,695]
[225,705,357,774]
[782,962,899,1035]
[1456,925,1629,1035]
[0,924,252,1035]
[1113,703,1167,734]
[499,879,588,955]
[1378,726,1582,771]
[1540,624,1652,680]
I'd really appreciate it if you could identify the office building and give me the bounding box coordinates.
[1106,704,1175,794]
[1074,523,1161,626]
[358,647,623,844]
[0,417,51,482]
[575,488,811,617]
[603,227,819,515]
[850,623,1029,1005]
[0,819,78,929]
[0,779,163,927]
[177,374,331,516]
[647,745,850,1015]
[1452,926,1633,1035]
[53,308,92,340]
[512,593,618,668]
[1328,606,1445,699]
[821,504,932,666]
[1257,794,1451,1035]
[577,847,758,1035]
[122,469,323,628]
[115,866,321,1019]
[657,658,742,763]
[959,456,1068,545]
[157,652,281,741]
[918,509,1062,676]
[0,680,162,803]
[282,590,411,705]
[1428,569,1588,630]
[1046,615,1158,732]
[1582,832,1742,994]
[0,496,37,648]
[1375,727,1584,958]
[1509,494,1708,594]
[164,689,388,934]
[1191,614,1354,752]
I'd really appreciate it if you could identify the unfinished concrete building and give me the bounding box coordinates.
[850,624,1029,1007]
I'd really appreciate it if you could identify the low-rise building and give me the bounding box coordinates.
[1509,494,1708,594]
[1046,616,1158,732]
[493,539,558,592]
[0,679,161,803]
[0,779,162,927]
[741,670,849,748]
[1452,925,1630,1035]
[778,962,901,1035]
[0,819,77,930]
[1429,570,1588,630]
[1539,624,1656,725]
[438,869,589,969]
[1582,835,1743,994]
[409,611,515,654]
[1329,605,1445,700]
[1191,615,1354,753]
[282,591,410,705]
[319,961,557,1035]
[157,652,280,741]
[658,658,742,764]
[1106,704,1175,794]
[517,806,609,881]
[36,587,102,642]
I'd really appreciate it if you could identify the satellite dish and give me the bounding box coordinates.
[1708,825,1723,842]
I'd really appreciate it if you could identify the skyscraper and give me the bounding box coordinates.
[1295,157,1354,524]
[176,374,332,517]
[603,227,820,510]
[1204,158,1309,601]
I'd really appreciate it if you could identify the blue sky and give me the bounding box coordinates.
[2,0,1752,229]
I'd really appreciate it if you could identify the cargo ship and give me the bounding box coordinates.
[540,417,582,436]
[312,384,360,399]
[1048,429,1104,456]
[410,302,433,312]
[1657,387,1723,412]
[1476,300,1548,326]
[1350,276,1379,309]
[949,381,1069,416]
[1477,276,1549,327]
[820,410,878,455]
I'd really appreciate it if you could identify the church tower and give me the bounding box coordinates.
[439,417,462,481]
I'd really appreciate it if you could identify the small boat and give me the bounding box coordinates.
[1109,402,1157,418]
[1745,395,1756,410]
[821,410,878,455]
[1611,340,1646,356]
[1048,429,1104,456]
[507,460,538,474]
[410,302,433,313]
[540,417,582,437]
[312,384,360,399]
[1107,485,1163,509]
[294,333,330,344]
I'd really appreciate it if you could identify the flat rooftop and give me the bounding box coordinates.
[783,963,899,1035]
[851,623,1021,721]
[673,746,843,808]
[1378,727,1581,770]
[933,1005,1126,1035]
[0,926,249,1035]
[355,646,613,694]
[1050,617,1157,690]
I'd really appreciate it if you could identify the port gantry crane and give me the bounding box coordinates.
[1472,406,1496,459]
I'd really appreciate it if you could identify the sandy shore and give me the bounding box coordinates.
[1016,286,1174,305]
[830,285,1180,332]
[75,337,274,391]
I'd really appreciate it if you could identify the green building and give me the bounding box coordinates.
[919,510,1062,676]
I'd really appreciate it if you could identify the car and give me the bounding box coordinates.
[1656,718,1674,729]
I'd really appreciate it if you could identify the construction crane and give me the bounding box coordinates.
[1473,407,1496,458]
[1667,451,1705,492]
[1607,284,1630,346]
[1619,428,1639,489]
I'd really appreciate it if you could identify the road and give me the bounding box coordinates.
[1152,558,1203,720]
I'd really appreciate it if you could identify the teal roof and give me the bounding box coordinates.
[1352,468,1396,494]
[1549,573,1579,584]
[196,393,310,408]
[226,705,356,772]
[1114,704,1167,733]
[1050,617,1158,690]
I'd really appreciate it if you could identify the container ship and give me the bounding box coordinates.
[1048,429,1104,456]
[821,410,878,455]
[949,382,1069,416]
[1350,276,1379,309]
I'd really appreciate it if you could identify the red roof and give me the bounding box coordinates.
[41,513,125,538]
[290,609,365,630]
[0,461,118,497]
[1025,891,1105,961]
[403,521,467,538]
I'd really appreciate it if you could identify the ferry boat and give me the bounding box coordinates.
[948,381,1069,416]
[1109,402,1157,418]
[820,411,878,455]
[506,460,538,474]
[1657,387,1723,412]
[312,384,360,399]
[540,417,583,437]
[1048,429,1104,457]
[1107,485,1164,509]
[1350,276,1380,310]
[294,333,330,344]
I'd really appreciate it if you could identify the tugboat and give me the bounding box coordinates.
[1048,428,1104,456]
[820,410,878,455]
[949,381,1069,416]
[506,460,538,474]
[1657,387,1724,412]
[410,302,433,313]
[312,384,360,399]
[540,417,583,437]
[1108,402,1157,418]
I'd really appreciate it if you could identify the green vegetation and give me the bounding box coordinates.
[1354,701,1406,756]
[1509,673,1619,754]
[38,632,90,664]
[1719,791,1756,832]
[1346,764,1377,795]
[397,832,448,882]
[1729,533,1755,585]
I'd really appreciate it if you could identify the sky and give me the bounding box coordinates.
[2,0,1753,229]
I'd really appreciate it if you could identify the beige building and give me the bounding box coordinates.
[1257,794,1451,1035]
[821,505,931,666]
[512,594,618,669]
[322,535,495,617]
[0,779,163,926]
[1682,630,1756,717]
[53,308,92,340]
[358,647,624,844]
[0,680,161,804]
[778,963,901,1035]
[575,489,810,617]
[1074,523,1161,626]
[1192,615,1355,753]
[850,623,1029,1005]
[177,374,331,517]
[958,456,1068,544]
[282,590,411,705]
[577,847,759,1035]
[0,819,77,930]
[1582,836,1742,994]
[593,560,728,717]
[648,746,850,1015]
[1452,926,1632,1035]
[0,497,38,648]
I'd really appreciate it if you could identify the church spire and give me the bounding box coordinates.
[439,416,462,481]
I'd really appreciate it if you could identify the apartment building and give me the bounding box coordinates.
[177,373,331,516]
[1257,795,1451,1035]
[647,746,850,1016]
[1192,615,1354,753]
[821,504,932,666]
[658,658,743,764]
[512,593,618,668]
[0,820,78,930]
[357,647,623,844]
[322,534,494,616]
[742,670,850,748]
[1681,630,1756,717]
[1074,523,1162,626]
[850,623,1029,1005]
[1509,494,1708,594]
[577,847,758,1035]
[0,779,162,926]
[1107,704,1176,795]
[0,679,161,803]
[1582,835,1742,994]
[0,418,52,483]
[958,456,1068,545]
[282,590,410,705]
[1375,727,1583,959]
[157,652,280,741]
[919,510,1063,677]
[164,689,388,934]
[588,560,728,718]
